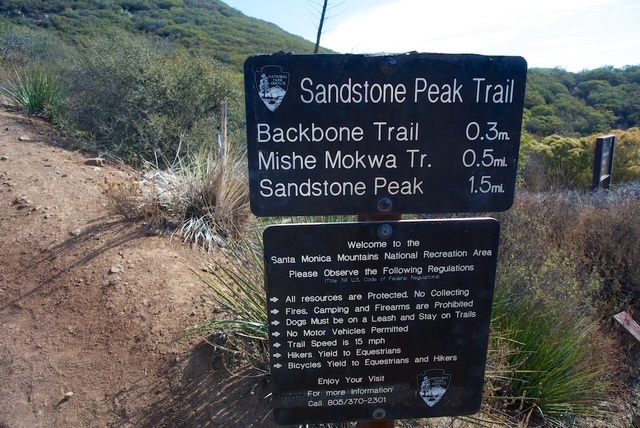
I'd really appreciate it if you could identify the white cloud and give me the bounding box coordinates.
[322,0,640,70]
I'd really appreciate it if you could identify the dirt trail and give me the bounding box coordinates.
[0,108,273,427]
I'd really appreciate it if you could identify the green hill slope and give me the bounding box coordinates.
[0,0,325,69]
[1,0,638,142]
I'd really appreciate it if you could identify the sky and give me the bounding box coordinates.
[223,0,640,71]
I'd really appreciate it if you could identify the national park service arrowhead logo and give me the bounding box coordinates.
[255,65,289,112]
[418,369,451,407]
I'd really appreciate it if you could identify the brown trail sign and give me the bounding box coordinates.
[245,53,527,217]
[244,52,527,426]
[263,219,500,424]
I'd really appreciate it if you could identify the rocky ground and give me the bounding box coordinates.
[0,107,273,427]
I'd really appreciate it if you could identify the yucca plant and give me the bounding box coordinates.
[177,147,251,249]
[192,226,269,369]
[489,294,613,423]
[115,144,252,249]
[200,230,268,339]
[0,66,62,118]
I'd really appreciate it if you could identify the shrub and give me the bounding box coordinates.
[520,135,592,190]
[497,187,640,320]
[575,194,640,319]
[495,191,599,309]
[519,128,640,192]
[0,22,77,67]
[62,30,244,165]
[496,187,640,322]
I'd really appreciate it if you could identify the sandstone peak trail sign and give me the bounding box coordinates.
[263,218,499,424]
[245,53,527,216]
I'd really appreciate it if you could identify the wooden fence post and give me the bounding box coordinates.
[613,311,640,343]
[356,213,400,428]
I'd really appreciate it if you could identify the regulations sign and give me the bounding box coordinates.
[245,53,527,216]
[263,218,499,424]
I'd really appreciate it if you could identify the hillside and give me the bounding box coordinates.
[2,0,640,134]
[1,1,638,139]
[525,66,640,137]
[0,0,326,70]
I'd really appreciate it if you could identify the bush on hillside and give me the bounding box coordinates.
[496,187,640,319]
[62,30,244,165]
[519,128,640,191]
[520,135,593,191]
[0,22,77,67]
[576,191,640,320]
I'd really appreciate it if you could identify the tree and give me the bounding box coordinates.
[313,0,327,54]
[309,0,342,53]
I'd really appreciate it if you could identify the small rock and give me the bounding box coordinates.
[84,158,105,167]
[12,195,32,209]
[0,155,7,161]
[18,135,31,141]
[55,391,74,407]
[69,229,82,236]
[110,265,124,274]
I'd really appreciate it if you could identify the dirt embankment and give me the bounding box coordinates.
[0,108,273,427]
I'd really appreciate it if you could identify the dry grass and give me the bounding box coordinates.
[103,147,252,249]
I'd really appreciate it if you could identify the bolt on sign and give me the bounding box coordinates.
[244,53,527,216]
[263,219,499,424]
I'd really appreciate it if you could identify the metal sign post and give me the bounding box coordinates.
[591,134,616,190]
[357,213,400,428]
